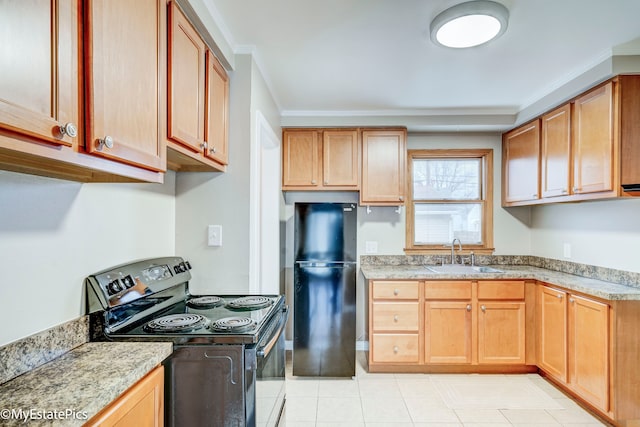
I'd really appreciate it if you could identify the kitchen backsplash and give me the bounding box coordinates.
[0,316,88,385]
[360,255,640,289]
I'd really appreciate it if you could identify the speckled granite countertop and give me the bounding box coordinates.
[0,342,172,426]
[361,264,640,301]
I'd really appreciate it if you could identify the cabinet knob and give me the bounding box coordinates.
[97,136,114,151]
[393,315,399,322]
[399,196,404,201]
[569,298,575,303]
[466,304,472,312]
[481,305,486,312]
[209,146,217,154]
[311,180,317,185]
[573,187,579,192]
[561,189,568,194]
[393,346,399,354]
[532,194,538,198]
[324,180,328,185]
[59,122,78,138]
[200,142,208,150]
[393,289,399,296]
[557,294,563,299]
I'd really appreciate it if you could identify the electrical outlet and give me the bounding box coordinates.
[365,241,378,254]
[563,243,571,258]
[208,225,222,247]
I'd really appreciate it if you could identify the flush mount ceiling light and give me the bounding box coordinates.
[430,0,509,48]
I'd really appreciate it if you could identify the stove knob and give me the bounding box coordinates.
[179,262,187,272]
[107,280,121,295]
[185,261,192,270]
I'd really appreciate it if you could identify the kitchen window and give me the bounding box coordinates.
[405,149,494,254]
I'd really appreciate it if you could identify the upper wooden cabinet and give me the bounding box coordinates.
[360,129,406,205]
[282,129,359,190]
[502,75,640,206]
[572,82,615,196]
[167,1,229,172]
[85,0,166,172]
[0,0,79,147]
[0,0,166,183]
[502,120,540,205]
[541,104,571,198]
[204,51,230,166]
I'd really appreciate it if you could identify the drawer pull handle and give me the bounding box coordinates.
[393,289,399,296]
[393,315,399,322]
[393,346,399,354]
[466,304,472,312]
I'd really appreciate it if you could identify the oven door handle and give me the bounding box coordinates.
[257,307,288,358]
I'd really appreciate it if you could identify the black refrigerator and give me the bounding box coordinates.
[293,202,357,377]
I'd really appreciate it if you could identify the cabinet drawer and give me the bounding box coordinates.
[424,281,471,300]
[371,334,419,363]
[372,281,419,300]
[372,302,419,331]
[478,281,525,300]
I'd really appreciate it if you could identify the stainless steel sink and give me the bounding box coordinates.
[423,265,504,274]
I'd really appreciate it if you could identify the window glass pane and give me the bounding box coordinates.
[414,203,482,245]
[412,159,480,200]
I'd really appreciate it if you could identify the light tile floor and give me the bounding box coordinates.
[281,352,609,427]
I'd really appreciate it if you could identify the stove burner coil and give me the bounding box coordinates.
[226,296,273,310]
[144,313,210,333]
[210,316,258,332]
[187,296,225,309]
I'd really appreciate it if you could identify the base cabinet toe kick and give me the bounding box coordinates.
[367,279,640,426]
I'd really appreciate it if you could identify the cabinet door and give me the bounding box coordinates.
[282,130,320,187]
[323,130,359,187]
[85,366,163,427]
[478,302,525,364]
[538,286,568,382]
[204,51,229,165]
[0,0,79,147]
[85,0,166,172]
[168,1,206,153]
[502,121,540,204]
[573,82,614,195]
[541,104,571,198]
[425,301,472,364]
[569,295,609,412]
[360,129,406,205]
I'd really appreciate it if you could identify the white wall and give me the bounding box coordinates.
[530,198,640,272]
[0,170,176,346]
[175,54,281,295]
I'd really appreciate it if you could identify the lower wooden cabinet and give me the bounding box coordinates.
[425,301,472,364]
[84,366,164,427]
[477,301,526,365]
[369,280,421,367]
[537,285,610,413]
[569,294,609,412]
[369,280,528,371]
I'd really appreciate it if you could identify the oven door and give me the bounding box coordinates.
[255,306,288,427]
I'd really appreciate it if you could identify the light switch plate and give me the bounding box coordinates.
[208,225,222,247]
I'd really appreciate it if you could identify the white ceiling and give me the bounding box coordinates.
[205,0,640,131]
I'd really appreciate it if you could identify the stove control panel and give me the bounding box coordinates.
[85,256,192,312]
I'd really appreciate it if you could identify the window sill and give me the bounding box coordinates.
[404,247,495,255]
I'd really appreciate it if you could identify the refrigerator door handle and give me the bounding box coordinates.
[295,261,356,268]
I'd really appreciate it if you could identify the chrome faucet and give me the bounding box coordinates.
[450,238,462,264]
